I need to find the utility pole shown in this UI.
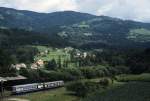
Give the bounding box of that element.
[0,80,4,99]
[0,78,6,100]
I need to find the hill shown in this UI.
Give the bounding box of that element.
[58,16,150,49]
[0,28,69,48]
[1,7,150,49]
[0,7,95,34]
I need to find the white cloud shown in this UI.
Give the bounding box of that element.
[95,0,150,22]
[0,0,77,12]
[76,0,150,22]
[1,0,150,22]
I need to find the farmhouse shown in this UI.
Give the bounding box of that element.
[11,63,27,70]
[64,47,74,53]
[31,59,44,69]
[31,63,38,69]
[83,52,88,58]
[36,59,44,67]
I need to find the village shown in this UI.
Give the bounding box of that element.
[10,46,96,70]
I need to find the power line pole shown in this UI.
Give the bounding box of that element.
[0,80,4,99]
[0,79,6,100]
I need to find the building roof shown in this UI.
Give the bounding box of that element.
[0,75,26,82]
[0,77,7,82]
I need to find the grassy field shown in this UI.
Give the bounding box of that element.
[4,74,150,101]
[116,73,150,82]
[4,78,109,101]
[84,82,150,101]
[83,73,150,101]
[33,46,70,63]
[127,28,150,42]
[10,87,79,101]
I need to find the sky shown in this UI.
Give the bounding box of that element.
[0,0,150,22]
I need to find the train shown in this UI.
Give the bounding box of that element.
[12,81,64,94]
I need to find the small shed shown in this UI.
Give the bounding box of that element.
[0,77,7,94]
[0,77,7,82]
[4,75,26,81]
[0,75,27,90]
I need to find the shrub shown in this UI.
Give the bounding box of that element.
[66,81,101,97]
[99,78,112,87]
[80,67,97,79]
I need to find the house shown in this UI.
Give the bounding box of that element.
[31,63,38,69]
[36,59,44,67]
[30,59,44,69]
[64,47,74,53]
[11,63,27,70]
[83,52,88,58]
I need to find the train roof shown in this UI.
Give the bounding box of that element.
[13,83,39,87]
[44,80,64,83]
[0,77,7,82]
[12,80,64,87]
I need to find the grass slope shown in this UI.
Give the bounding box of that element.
[116,73,150,82]
[33,46,70,62]
[84,82,150,101]
[14,87,79,101]
[127,28,150,42]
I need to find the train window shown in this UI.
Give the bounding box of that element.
[55,83,57,86]
[54,83,56,86]
[51,83,54,87]
[16,87,23,92]
[44,84,47,87]
[38,85,43,89]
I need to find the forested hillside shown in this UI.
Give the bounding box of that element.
[0,7,95,33]
[58,17,150,49]
[0,28,69,48]
[1,7,150,49]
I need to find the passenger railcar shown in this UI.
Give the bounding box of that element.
[44,81,64,89]
[12,83,39,94]
[12,81,64,94]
